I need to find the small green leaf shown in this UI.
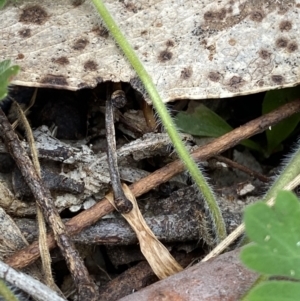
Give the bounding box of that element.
[241,190,300,279]
[262,86,300,156]
[0,60,20,101]
[244,281,300,301]
[175,104,232,137]
[175,104,263,153]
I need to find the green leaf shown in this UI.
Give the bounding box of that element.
[0,0,7,9]
[0,60,20,101]
[175,104,232,137]
[244,281,300,301]
[175,104,263,153]
[262,86,300,156]
[241,190,300,279]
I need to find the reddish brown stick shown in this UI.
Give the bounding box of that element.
[5,99,300,270]
[213,155,270,183]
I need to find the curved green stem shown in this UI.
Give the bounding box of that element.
[91,0,226,242]
[241,142,300,248]
[264,143,300,201]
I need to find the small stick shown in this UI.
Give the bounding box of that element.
[14,101,56,291]
[0,260,66,301]
[11,88,37,130]
[106,84,133,213]
[0,108,99,301]
[213,155,270,183]
[17,212,201,246]
[5,98,300,270]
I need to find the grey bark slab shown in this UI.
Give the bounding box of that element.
[1,0,299,102]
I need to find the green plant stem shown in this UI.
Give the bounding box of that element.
[241,143,300,247]
[242,141,300,248]
[264,143,300,201]
[91,0,226,242]
[0,280,18,301]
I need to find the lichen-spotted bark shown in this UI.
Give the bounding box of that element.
[1,0,299,102]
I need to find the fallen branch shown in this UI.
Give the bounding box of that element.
[16,185,245,245]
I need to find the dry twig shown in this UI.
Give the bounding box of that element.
[213,155,270,183]
[106,85,133,213]
[14,100,56,292]
[0,260,66,301]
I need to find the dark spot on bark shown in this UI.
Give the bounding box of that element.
[271,75,284,85]
[96,77,103,84]
[204,8,226,22]
[297,3,300,8]
[18,28,31,38]
[92,25,109,38]
[287,42,298,52]
[72,38,89,50]
[180,67,193,80]
[276,37,288,48]
[207,44,216,61]
[124,2,138,13]
[166,40,175,47]
[71,0,85,7]
[40,75,68,86]
[17,53,24,59]
[208,71,221,82]
[52,56,70,65]
[201,39,207,47]
[259,49,271,60]
[19,5,48,25]
[258,80,264,87]
[84,60,98,71]
[249,10,264,22]
[278,6,289,15]
[227,7,233,14]
[158,50,173,62]
[78,82,89,89]
[141,30,148,35]
[229,76,244,89]
[228,38,236,46]
[279,20,292,31]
